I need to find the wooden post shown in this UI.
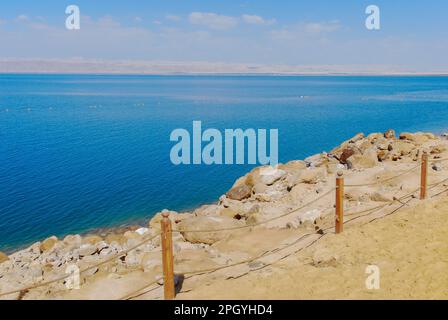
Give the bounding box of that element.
[420,151,428,200]
[335,171,344,234]
[160,212,175,300]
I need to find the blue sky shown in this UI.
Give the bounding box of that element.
[0,1,447,70]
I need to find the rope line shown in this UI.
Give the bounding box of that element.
[174,187,336,234]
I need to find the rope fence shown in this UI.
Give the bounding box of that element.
[2,152,448,300]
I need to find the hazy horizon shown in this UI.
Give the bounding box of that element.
[0,1,447,74]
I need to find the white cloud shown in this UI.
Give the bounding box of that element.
[16,14,29,22]
[303,21,340,34]
[189,12,238,30]
[242,14,276,26]
[166,14,181,22]
[134,17,143,23]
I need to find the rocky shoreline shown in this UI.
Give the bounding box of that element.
[1,129,448,300]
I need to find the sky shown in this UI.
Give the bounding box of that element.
[0,0,447,71]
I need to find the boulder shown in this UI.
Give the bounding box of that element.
[0,251,9,264]
[140,252,162,273]
[149,210,190,230]
[389,140,415,156]
[348,148,378,169]
[430,144,447,154]
[63,234,82,249]
[349,132,365,143]
[82,235,103,245]
[399,132,431,145]
[278,160,307,173]
[193,204,221,217]
[178,216,244,245]
[339,148,355,163]
[259,167,286,185]
[226,183,251,201]
[219,208,239,219]
[299,167,327,184]
[78,244,98,257]
[40,236,58,253]
[384,129,396,139]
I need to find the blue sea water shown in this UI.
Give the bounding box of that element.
[1,74,448,252]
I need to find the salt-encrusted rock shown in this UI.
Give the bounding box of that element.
[226,183,251,201]
[370,191,393,202]
[178,216,244,245]
[349,132,365,143]
[0,251,9,263]
[135,227,149,236]
[299,167,327,184]
[40,236,58,253]
[384,129,396,139]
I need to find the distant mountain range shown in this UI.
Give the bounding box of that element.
[1,59,447,75]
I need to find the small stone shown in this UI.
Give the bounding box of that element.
[432,163,442,171]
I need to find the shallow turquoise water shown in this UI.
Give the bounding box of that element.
[1,74,448,252]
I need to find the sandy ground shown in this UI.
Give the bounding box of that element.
[177,196,448,299]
